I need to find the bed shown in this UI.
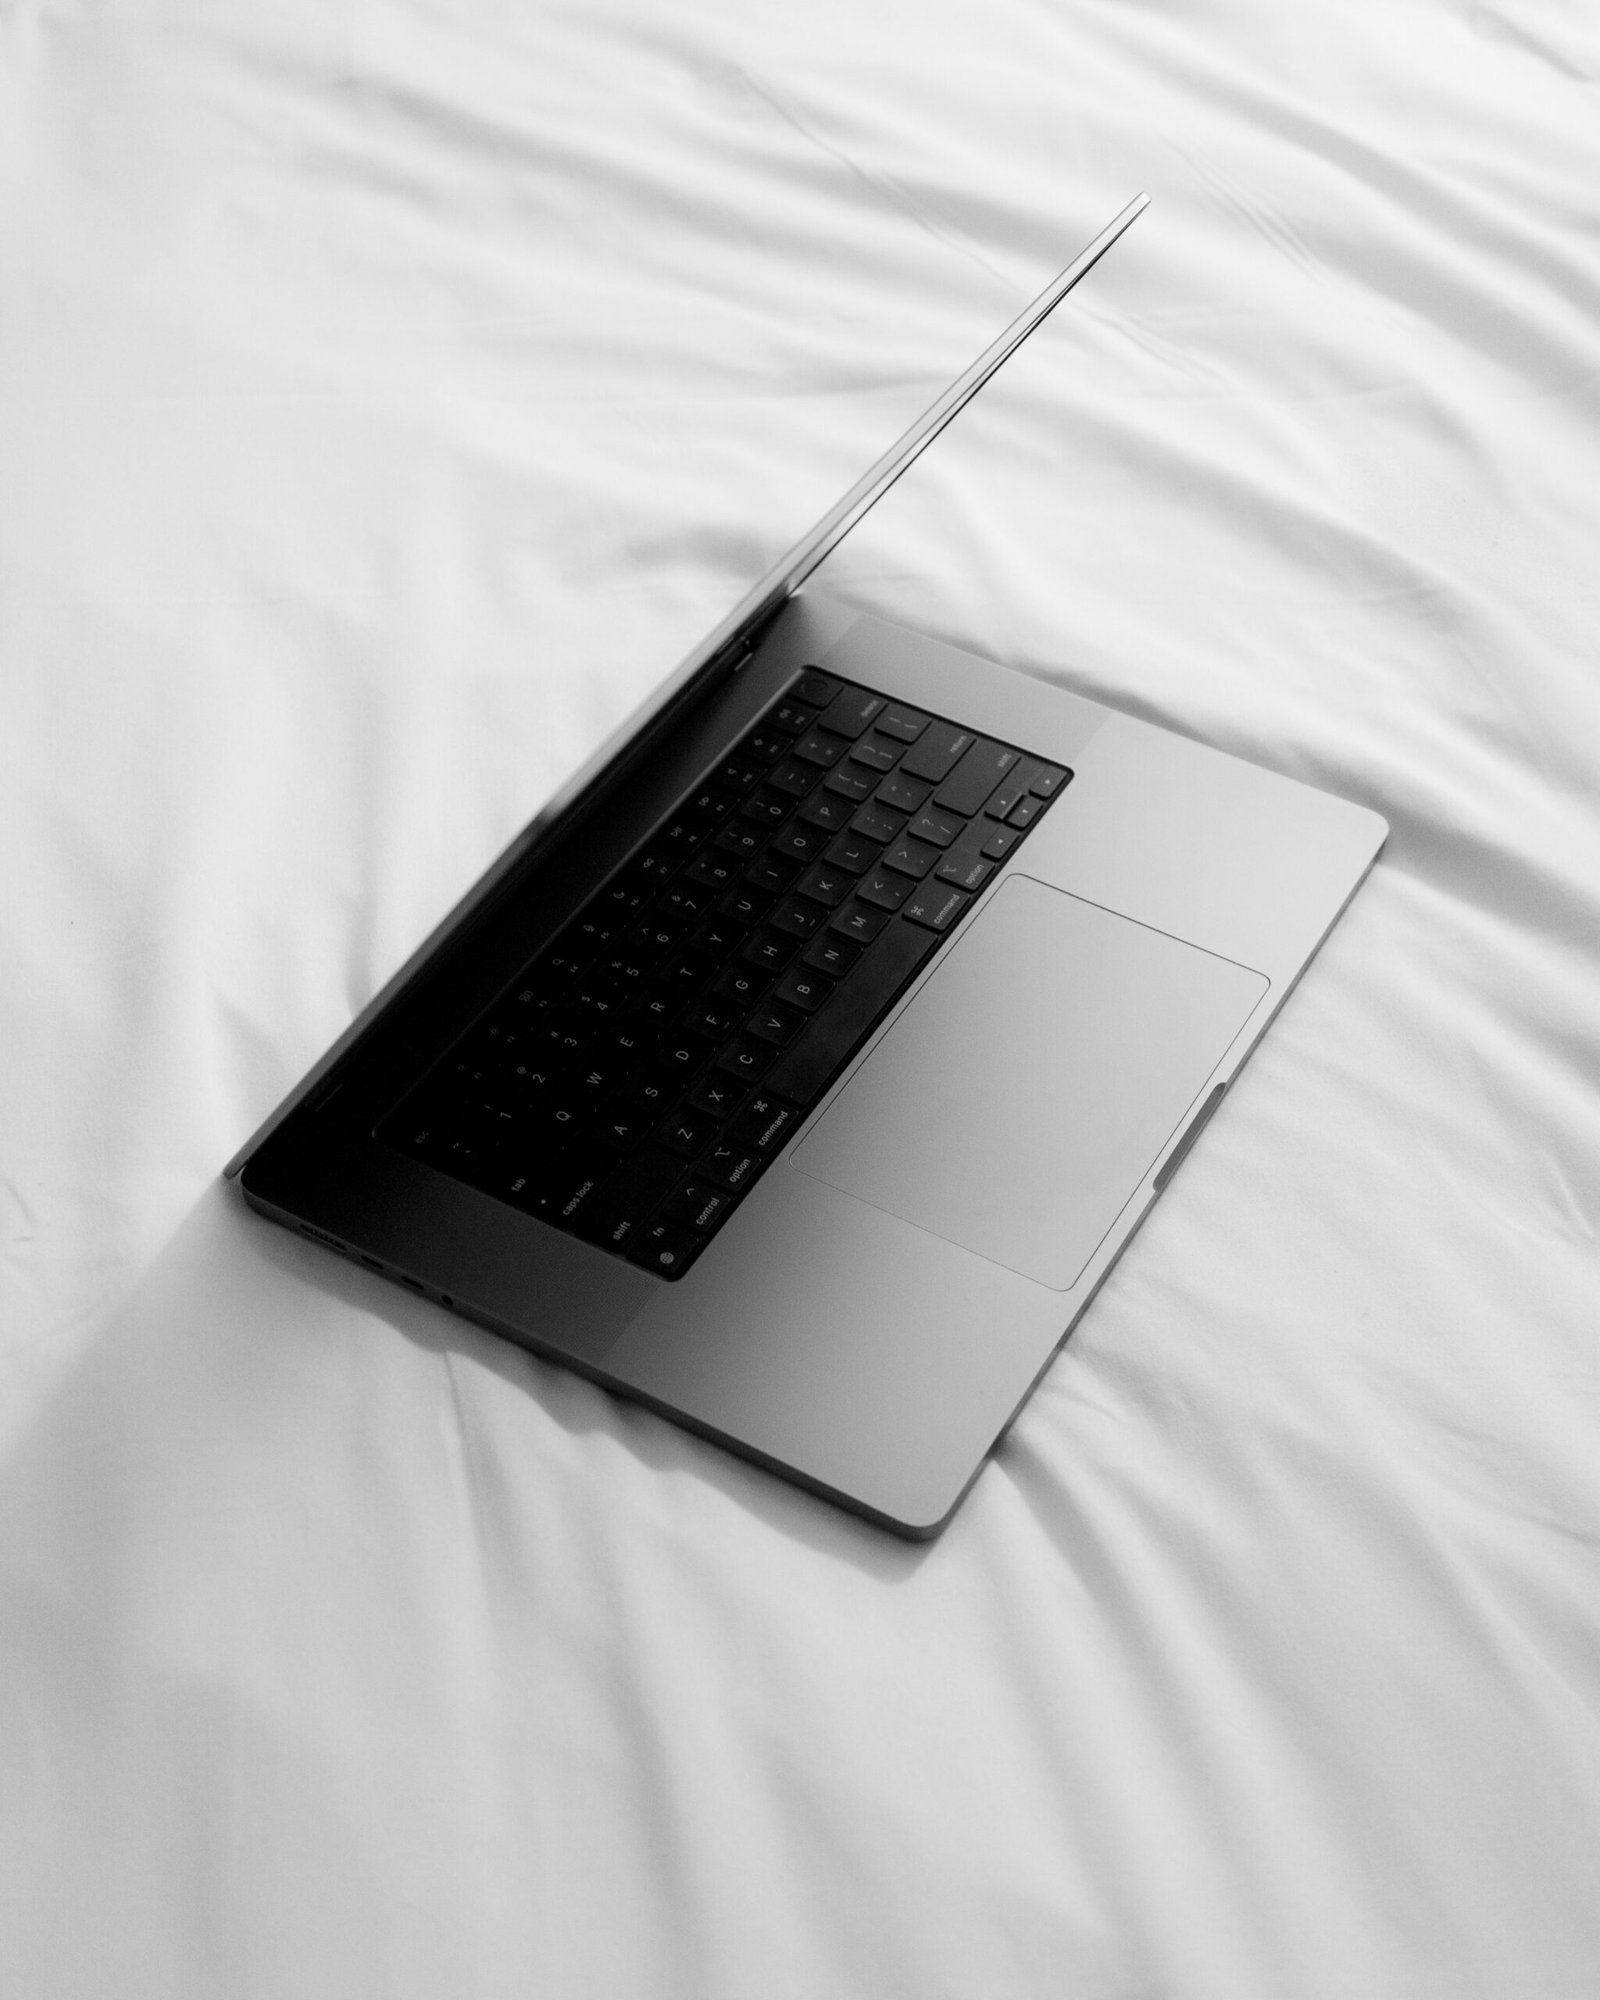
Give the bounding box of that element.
[6,1,1600,1992]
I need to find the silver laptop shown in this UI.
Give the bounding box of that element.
[227,196,1386,1536]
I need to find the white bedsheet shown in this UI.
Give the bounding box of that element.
[6,2,1600,1993]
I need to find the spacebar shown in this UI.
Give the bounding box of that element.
[764,920,939,1105]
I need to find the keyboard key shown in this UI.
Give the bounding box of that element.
[981,769,1032,820]
[935,851,993,892]
[1030,764,1071,798]
[720,883,773,926]
[729,1092,800,1153]
[690,912,747,955]
[847,737,897,774]
[554,914,618,958]
[771,823,828,865]
[743,854,798,896]
[746,1000,805,1046]
[823,831,880,876]
[570,1051,627,1102]
[714,821,765,860]
[767,699,817,735]
[875,770,930,813]
[685,851,739,892]
[876,704,928,744]
[763,920,939,1104]
[980,824,1022,861]
[627,1221,704,1277]
[818,687,885,739]
[767,755,823,799]
[934,740,1019,816]
[605,1021,654,1066]
[552,1153,616,1234]
[592,1102,652,1151]
[773,963,832,1010]
[658,948,717,995]
[662,1180,734,1233]
[829,902,888,945]
[900,722,974,784]
[572,1145,684,1251]
[740,789,789,828]
[715,1036,777,1084]
[657,816,707,856]
[793,728,847,768]
[802,934,860,977]
[700,1142,761,1193]
[850,802,905,844]
[768,895,823,940]
[902,881,971,932]
[740,726,789,763]
[712,755,764,793]
[798,790,854,833]
[1007,794,1045,830]
[654,883,711,923]
[796,861,852,908]
[883,837,939,880]
[657,1109,717,1158]
[634,845,680,886]
[902,807,961,849]
[857,867,912,912]
[612,979,664,1027]
[684,993,741,1041]
[599,1066,676,1119]
[795,670,840,706]
[684,784,739,823]
[823,763,877,803]
[568,976,626,1023]
[600,876,652,919]
[741,928,799,973]
[657,1030,717,1075]
[712,962,769,1007]
[686,1072,747,1120]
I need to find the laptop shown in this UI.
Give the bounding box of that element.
[227,195,1387,1537]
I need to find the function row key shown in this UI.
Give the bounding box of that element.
[767,698,819,735]
[816,687,885,740]
[794,670,841,708]
[741,726,790,764]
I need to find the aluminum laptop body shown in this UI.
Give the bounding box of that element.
[229,198,1387,1536]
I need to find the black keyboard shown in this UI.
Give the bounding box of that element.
[381,669,1072,1277]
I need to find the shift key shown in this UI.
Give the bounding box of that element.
[934,740,1018,816]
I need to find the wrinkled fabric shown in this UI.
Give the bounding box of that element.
[4,2,1600,1995]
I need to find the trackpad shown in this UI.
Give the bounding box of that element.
[791,875,1268,1291]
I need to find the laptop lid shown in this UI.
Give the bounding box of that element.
[225,193,1149,1178]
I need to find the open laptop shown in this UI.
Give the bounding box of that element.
[228,195,1387,1536]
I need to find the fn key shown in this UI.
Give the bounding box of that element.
[626,1221,704,1278]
